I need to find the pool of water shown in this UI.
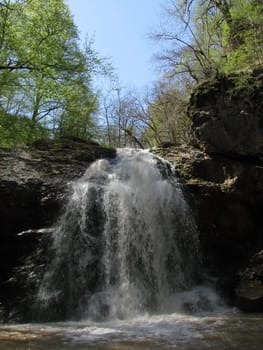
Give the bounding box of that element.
[1,310,263,350]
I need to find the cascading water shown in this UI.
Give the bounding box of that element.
[3,149,263,350]
[33,149,210,321]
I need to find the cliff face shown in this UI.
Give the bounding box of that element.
[155,145,263,303]
[156,68,263,310]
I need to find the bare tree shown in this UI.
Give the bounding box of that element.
[150,0,230,82]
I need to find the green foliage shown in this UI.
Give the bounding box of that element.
[148,0,263,146]
[0,109,48,147]
[219,0,263,72]
[56,87,98,139]
[0,0,107,147]
[153,0,263,82]
[142,82,191,147]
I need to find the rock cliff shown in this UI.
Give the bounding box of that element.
[154,144,263,307]
[188,68,263,157]
[155,68,263,310]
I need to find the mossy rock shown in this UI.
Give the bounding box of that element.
[188,68,263,157]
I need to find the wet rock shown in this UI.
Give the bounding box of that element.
[0,138,116,312]
[154,69,263,308]
[153,144,263,307]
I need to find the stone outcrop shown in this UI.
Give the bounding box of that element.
[188,68,263,157]
[154,68,263,310]
[0,138,116,316]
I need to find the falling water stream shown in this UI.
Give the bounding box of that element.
[1,149,263,349]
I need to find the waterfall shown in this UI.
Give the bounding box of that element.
[34,149,203,321]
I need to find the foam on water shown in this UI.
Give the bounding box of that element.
[0,307,243,350]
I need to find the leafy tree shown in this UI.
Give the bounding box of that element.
[151,0,220,82]
[152,0,263,82]
[0,108,48,147]
[0,0,105,146]
[219,0,263,71]
[147,0,263,149]
[55,79,98,139]
[144,80,191,146]
[99,82,191,149]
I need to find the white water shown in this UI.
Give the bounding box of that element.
[3,149,263,349]
[34,148,215,322]
[2,311,263,349]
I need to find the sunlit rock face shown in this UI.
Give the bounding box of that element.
[188,67,263,157]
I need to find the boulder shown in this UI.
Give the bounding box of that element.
[188,68,263,156]
[236,250,263,312]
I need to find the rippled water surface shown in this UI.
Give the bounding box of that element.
[1,311,263,350]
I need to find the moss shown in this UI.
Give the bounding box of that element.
[175,162,191,179]
[188,67,263,122]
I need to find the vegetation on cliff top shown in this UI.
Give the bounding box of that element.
[0,0,262,148]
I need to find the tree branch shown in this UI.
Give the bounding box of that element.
[122,127,144,149]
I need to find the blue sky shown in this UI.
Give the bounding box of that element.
[65,0,164,89]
